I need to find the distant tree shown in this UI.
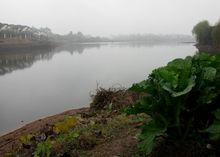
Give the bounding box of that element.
[76,32,84,38]
[211,21,220,46]
[68,31,73,36]
[76,32,85,41]
[39,27,52,35]
[192,20,212,45]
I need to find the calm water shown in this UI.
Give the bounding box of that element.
[0,42,196,135]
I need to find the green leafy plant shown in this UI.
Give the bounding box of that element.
[57,131,79,144]
[127,53,220,155]
[53,116,79,134]
[205,109,220,140]
[19,134,34,145]
[34,140,52,157]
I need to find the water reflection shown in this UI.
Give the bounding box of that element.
[54,43,101,54]
[0,43,103,75]
[0,51,53,75]
[0,42,196,76]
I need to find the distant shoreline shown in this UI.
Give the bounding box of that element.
[0,40,59,54]
[0,40,196,55]
[196,44,220,54]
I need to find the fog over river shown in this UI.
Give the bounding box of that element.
[0,42,196,135]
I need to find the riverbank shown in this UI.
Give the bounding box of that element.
[1,87,213,157]
[196,44,220,54]
[0,88,142,157]
[0,108,89,155]
[0,39,60,53]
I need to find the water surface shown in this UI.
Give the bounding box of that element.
[0,42,196,135]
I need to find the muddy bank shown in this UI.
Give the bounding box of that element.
[0,88,139,156]
[196,44,220,54]
[0,108,89,155]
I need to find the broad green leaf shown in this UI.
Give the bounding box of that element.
[205,120,220,141]
[198,88,217,104]
[139,133,155,155]
[172,77,195,97]
[209,133,220,140]
[158,69,178,89]
[203,67,216,81]
[139,121,166,155]
[214,109,220,120]
[205,120,220,134]
[162,76,195,97]
[126,96,153,115]
[204,110,220,141]
[130,80,148,92]
[167,57,192,71]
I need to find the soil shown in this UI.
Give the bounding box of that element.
[88,128,138,157]
[0,108,89,156]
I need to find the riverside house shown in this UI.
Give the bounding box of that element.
[0,23,49,42]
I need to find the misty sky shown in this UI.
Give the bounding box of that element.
[0,0,219,36]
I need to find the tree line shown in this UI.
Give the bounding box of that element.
[192,20,220,46]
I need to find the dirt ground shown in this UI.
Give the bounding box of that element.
[88,128,138,157]
[0,108,89,156]
[0,88,139,157]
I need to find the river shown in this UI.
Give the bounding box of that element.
[0,42,196,135]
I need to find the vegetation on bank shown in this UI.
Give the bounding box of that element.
[127,53,220,156]
[193,20,220,46]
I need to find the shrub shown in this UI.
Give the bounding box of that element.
[192,20,212,45]
[34,139,52,157]
[53,116,78,134]
[127,53,220,155]
[212,22,220,46]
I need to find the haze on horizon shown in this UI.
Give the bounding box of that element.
[0,0,219,36]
